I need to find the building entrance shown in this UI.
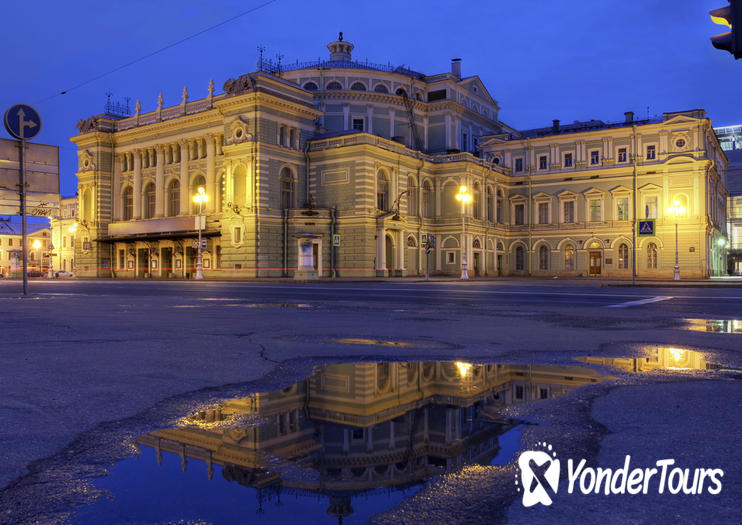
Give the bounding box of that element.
[589,251,602,276]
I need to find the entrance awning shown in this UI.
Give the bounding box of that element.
[95,229,221,243]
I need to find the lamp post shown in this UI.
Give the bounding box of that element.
[46,216,54,279]
[667,199,686,281]
[68,222,78,275]
[455,185,472,280]
[193,187,209,280]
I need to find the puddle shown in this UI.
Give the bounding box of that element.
[54,350,724,524]
[333,338,412,347]
[683,318,742,334]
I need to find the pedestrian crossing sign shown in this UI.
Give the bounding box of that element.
[638,220,655,236]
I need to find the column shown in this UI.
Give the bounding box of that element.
[179,140,190,215]
[389,109,395,138]
[133,150,142,219]
[395,230,403,270]
[445,113,451,149]
[155,145,165,217]
[366,106,374,134]
[376,227,385,271]
[455,120,462,150]
[423,115,429,151]
[112,154,121,221]
[206,135,216,213]
[435,179,441,217]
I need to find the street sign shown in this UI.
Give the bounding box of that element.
[4,104,41,140]
[332,234,341,247]
[638,220,655,236]
[421,234,428,245]
[192,239,207,249]
[0,139,60,216]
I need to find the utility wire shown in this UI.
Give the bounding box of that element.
[40,0,278,102]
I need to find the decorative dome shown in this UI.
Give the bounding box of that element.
[327,32,354,61]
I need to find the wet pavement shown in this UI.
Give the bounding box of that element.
[1,280,741,524]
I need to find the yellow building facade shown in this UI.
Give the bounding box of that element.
[70,36,728,279]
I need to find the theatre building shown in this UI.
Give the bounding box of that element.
[69,35,727,279]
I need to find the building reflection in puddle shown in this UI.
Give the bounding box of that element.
[683,318,742,334]
[79,351,714,523]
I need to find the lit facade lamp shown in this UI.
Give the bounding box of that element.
[667,200,686,280]
[68,222,78,274]
[455,185,472,280]
[193,187,209,280]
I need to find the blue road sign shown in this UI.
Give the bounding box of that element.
[4,104,41,140]
[332,234,341,247]
[638,220,655,236]
[202,238,207,249]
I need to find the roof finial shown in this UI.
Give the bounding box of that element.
[338,31,343,42]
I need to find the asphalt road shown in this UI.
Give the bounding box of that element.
[0,278,741,524]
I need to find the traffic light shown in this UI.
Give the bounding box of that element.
[710,1,742,59]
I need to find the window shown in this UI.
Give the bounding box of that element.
[616,197,629,221]
[540,388,548,399]
[63,236,66,248]
[118,249,125,269]
[514,158,524,173]
[563,200,575,223]
[122,186,133,220]
[407,177,417,216]
[645,196,657,219]
[8,238,12,247]
[515,245,525,270]
[374,84,389,93]
[646,145,656,160]
[539,245,549,270]
[352,118,364,132]
[486,187,494,222]
[280,168,295,210]
[538,202,549,224]
[377,171,389,210]
[675,138,686,148]
[618,147,627,163]
[278,126,286,146]
[538,155,547,170]
[473,185,481,219]
[564,244,575,271]
[618,243,629,269]
[514,203,525,225]
[427,89,446,102]
[167,180,180,217]
[326,81,342,90]
[590,150,600,165]
[289,128,296,148]
[496,190,503,223]
[447,251,455,264]
[143,183,156,219]
[395,88,408,97]
[589,199,601,222]
[515,385,524,399]
[233,226,242,243]
[350,82,366,91]
[422,181,433,218]
[462,133,468,151]
[303,81,318,91]
[564,152,573,167]
[647,242,658,269]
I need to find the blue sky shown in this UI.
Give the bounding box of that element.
[1,0,740,198]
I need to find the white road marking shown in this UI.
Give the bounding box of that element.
[605,296,674,308]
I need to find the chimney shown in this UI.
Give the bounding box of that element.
[552,119,560,132]
[451,58,462,78]
[624,111,634,123]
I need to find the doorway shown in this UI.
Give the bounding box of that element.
[137,248,149,278]
[161,247,173,277]
[497,254,503,276]
[473,252,481,276]
[385,235,394,276]
[589,251,602,276]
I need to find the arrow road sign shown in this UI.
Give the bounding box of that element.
[4,104,41,140]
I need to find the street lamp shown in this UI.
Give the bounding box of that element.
[192,187,209,280]
[667,199,686,280]
[68,222,78,274]
[32,239,41,272]
[455,185,472,280]
[46,216,54,279]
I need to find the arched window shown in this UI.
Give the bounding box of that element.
[422,180,433,218]
[407,235,416,247]
[487,187,494,222]
[496,189,503,223]
[539,245,550,270]
[374,84,389,93]
[395,88,408,97]
[618,243,629,269]
[231,167,246,209]
[191,175,206,214]
[473,238,481,249]
[473,184,481,219]
[122,186,133,221]
[564,244,575,271]
[350,82,366,91]
[143,182,156,219]
[377,171,389,211]
[407,176,417,216]
[326,81,342,90]
[647,242,658,269]
[303,81,318,91]
[515,245,525,270]
[167,179,180,217]
[280,167,295,210]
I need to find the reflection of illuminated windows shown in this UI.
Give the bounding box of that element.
[515,385,524,399]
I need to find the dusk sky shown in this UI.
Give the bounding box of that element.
[2,0,741,198]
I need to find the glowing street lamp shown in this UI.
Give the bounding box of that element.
[667,199,686,280]
[455,185,472,280]
[32,239,41,272]
[192,187,209,280]
[68,222,78,274]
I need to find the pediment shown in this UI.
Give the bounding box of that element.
[609,185,632,194]
[638,182,662,191]
[582,186,604,196]
[532,192,552,200]
[556,189,578,199]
